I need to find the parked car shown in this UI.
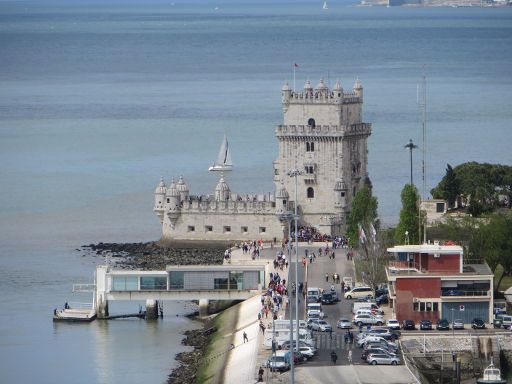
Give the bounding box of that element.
[386,319,401,330]
[358,335,398,348]
[364,341,399,353]
[296,345,317,359]
[452,319,465,330]
[307,318,320,329]
[329,289,339,302]
[345,286,373,300]
[354,296,373,303]
[402,320,416,330]
[471,318,486,329]
[376,294,389,305]
[321,292,335,305]
[367,353,400,365]
[420,319,432,330]
[311,320,332,332]
[280,340,316,351]
[353,314,384,326]
[265,355,290,372]
[337,318,353,329]
[361,348,397,361]
[278,350,305,364]
[437,318,450,330]
[375,287,389,297]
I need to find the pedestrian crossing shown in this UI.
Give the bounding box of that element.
[313,332,356,350]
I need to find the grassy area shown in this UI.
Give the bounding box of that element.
[197,302,240,384]
[494,264,512,292]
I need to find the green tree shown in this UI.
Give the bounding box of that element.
[394,184,420,245]
[431,164,460,208]
[483,214,512,292]
[346,185,378,248]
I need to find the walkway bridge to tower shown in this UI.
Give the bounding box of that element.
[93,264,266,318]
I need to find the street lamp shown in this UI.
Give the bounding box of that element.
[404,139,417,185]
[287,168,302,384]
[278,211,294,379]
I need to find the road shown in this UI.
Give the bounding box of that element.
[286,244,362,365]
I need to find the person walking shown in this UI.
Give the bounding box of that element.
[325,273,329,282]
[243,331,248,343]
[348,349,353,364]
[259,321,266,334]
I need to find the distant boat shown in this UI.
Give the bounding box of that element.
[209,134,233,172]
[323,1,328,10]
[476,361,507,384]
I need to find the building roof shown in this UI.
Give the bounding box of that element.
[387,244,463,254]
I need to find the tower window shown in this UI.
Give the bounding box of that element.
[306,142,315,152]
[241,226,248,233]
[167,198,170,203]
[205,225,213,232]
[308,118,316,128]
[307,187,315,198]
[188,225,195,232]
[310,142,314,151]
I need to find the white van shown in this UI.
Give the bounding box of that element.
[344,286,373,300]
[496,314,512,329]
[352,302,384,315]
[307,287,321,303]
[355,309,383,318]
[263,328,314,349]
[307,302,325,319]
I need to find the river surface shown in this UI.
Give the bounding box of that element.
[0,1,511,383]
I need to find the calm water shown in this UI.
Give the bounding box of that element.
[0,1,511,383]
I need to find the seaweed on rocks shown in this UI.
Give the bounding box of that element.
[82,241,226,270]
[167,318,213,384]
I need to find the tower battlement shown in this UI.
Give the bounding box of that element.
[275,123,371,138]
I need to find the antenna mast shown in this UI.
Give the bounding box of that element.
[418,70,427,244]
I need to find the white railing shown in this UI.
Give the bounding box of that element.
[67,302,94,309]
[73,284,96,293]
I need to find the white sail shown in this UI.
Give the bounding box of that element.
[209,134,233,172]
[323,1,328,9]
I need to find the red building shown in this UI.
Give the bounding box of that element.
[386,244,494,324]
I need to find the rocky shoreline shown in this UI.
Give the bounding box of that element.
[82,240,226,270]
[81,241,226,384]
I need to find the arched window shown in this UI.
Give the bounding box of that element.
[307,187,315,198]
[306,142,310,152]
[310,142,315,152]
[308,118,316,127]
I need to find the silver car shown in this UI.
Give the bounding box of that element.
[265,355,291,371]
[452,319,465,330]
[337,318,353,329]
[367,353,401,365]
[311,320,332,332]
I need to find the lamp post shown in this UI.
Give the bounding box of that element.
[404,139,417,185]
[287,168,302,384]
[279,211,294,380]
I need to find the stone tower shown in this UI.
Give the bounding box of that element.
[273,78,372,236]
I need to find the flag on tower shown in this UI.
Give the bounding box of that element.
[294,63,299,68]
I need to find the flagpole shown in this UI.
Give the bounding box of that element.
[293,64,296,92]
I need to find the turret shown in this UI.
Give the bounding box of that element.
[353,78,363,99]
[215,174,230,201]
[176,175,189,202]
[153,176,167,223]
[282,81,291,103]
[333,79,343,102]
[304,79,313,93]
[334,178,348,209]
[165,177,180,228]
[315,78,328,97]
[275,181,289,214]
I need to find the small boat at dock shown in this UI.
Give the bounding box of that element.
[476,361,507,384]
[53,305,96,322]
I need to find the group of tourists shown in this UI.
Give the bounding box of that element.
[273,251,288,270]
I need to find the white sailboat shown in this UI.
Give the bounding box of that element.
[322,1,328,10]
[209,134,233,172]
